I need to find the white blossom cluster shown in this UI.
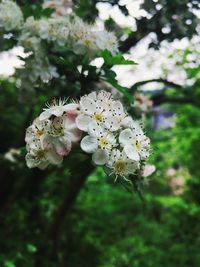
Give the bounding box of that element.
[0,0,118,55]
[20,15,118,55]
[25,90,151,181]
[0,0,23,31]
[25,99,81,169]
[0,0,119,90]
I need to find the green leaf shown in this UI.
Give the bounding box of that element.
[101,50,137,67]
[27,244,37,253]
[21,4,54,19]
[4,261,15,267]
[101,69,134,103]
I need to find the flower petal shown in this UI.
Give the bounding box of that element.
[63,103,79,112]
[88,92,97,100]
[92,149,108,165]
[80,135,98,153]
[140,149,150,160]
[88,121,102,137]
[47,149,63,165]
[65,127,82,143]
[119,129,134,146]
[80,97,96,115]
[75,114,91,131]
[39,110,51,120]
[51,107,64,117]
[53,137,72,156]
[124,145,140,161]
[112,100,124,116]
[104,116,120,131]
[121,116,134,128]
[25,153,39,168]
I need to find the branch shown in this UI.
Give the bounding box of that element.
[131,79,182,91]
[152,94,197,106]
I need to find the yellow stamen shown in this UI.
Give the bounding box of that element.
[114,160,125,174]
[36,129,44,138]
[99,137,108,149]
[93,113,103,123]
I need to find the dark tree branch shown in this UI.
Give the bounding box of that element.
[129,78,198,106]
[131,79,182,91]
[152,94,197,106]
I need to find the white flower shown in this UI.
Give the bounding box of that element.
[81,122,116,165]
[70,17,89,42]
[19,34,41,52]
[119,128,150,161]
[104,100,129,131]
[4,148,21,163]
[107,149,139,179]
[39,99,79,120]
[76,90,128,132]
[37,17,70,45]
[22,16,40,36]
[0,0,23,31]
[26,138,63,169]
[48,113,81,156]
[73,32,97,55]
[87,90,113,106]
[96,31,118,55]
[25,118,51,144]
[75,93,110,131]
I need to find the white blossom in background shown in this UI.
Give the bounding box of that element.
[19,12,118,55]
[25,90,151,183]
[0,0,23,31]
[96,31,118,55]
[4,148,21,163]
[113,35,200,89]
[43,0,73,16]
[0,1,119,91]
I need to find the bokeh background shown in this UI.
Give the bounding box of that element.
[0,0,200,266]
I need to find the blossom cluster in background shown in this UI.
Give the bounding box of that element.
[0,0,23,31]
[43,0,73,16]
[0,0,118,90]
[25,90,151,181]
